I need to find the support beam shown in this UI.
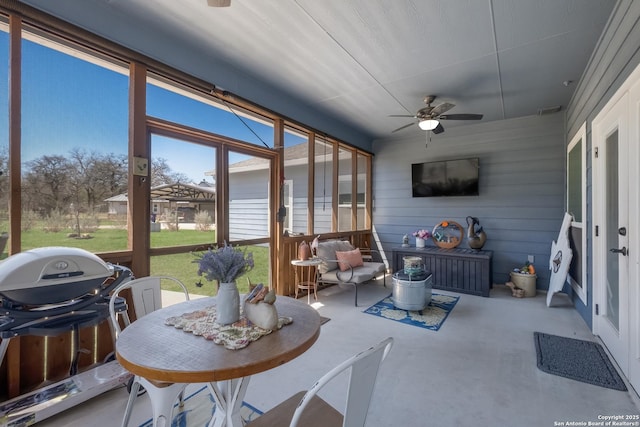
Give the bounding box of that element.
[128,63,150,276]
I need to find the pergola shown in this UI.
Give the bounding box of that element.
[149,182,216,201]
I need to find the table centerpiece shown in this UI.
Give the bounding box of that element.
[195,242,254,325]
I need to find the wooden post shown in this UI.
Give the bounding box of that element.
[6,14,22,398]
[273,119,285,294]
[8,14,21,256]
[128,62,150,276]
[307,133,315,234]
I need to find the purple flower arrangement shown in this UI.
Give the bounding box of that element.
[195,242,255,284]
[412,229,431,239]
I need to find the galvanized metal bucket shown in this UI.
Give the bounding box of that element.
[392,270,432,311]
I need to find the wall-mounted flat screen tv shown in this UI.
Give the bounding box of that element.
[411,157,479,197]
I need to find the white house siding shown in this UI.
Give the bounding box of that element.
[229,171,269,240]
[229,149,361,237]
[229,162,336,237]
[313,158,333,234]
[284,166,309,235]
[313,201,332,234]
[372,113,565,289]
[566,0,640,327]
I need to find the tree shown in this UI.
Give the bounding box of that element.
[20,150,184,218]
[151,157,190,187]
[68,148,127,212]
[23,155,73,214]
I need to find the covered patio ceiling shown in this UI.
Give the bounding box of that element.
[19,0,616,142]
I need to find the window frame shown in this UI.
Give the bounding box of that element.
[566,122,587,304]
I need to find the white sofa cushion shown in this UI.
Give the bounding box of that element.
[320,262,386,284]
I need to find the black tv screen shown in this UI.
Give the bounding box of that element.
[411,158,479,197]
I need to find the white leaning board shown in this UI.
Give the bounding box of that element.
[0,360,131,427]
[547,212,574,307]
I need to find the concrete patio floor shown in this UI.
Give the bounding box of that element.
[37,280,639,427]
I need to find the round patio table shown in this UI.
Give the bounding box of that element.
[116,295,321,427]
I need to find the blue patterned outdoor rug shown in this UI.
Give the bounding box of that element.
[363,293,459,331]
[139,386,262,426]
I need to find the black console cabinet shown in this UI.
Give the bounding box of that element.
[392,246,492,297]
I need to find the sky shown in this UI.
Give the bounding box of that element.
[0,30,305,183]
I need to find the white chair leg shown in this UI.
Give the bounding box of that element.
[121,378,141,427]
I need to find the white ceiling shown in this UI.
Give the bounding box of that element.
[20,0,615,142]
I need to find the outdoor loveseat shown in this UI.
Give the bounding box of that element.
[315,240,387,306]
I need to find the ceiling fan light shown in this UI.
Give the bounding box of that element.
[419,119,440,131]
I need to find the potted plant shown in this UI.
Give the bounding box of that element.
[194,242,254,325]
[412,229,431,248]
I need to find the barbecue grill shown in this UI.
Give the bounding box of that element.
[0,246,132,373]
[0,247,134,426]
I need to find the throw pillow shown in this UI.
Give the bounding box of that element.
[316,240,355,273]
[335,248,364,272]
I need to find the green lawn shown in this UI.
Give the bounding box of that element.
[151,246,270,296]
[18,227,269,296]
[21,228,216,252]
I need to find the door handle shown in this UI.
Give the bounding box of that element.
[610,247,628,256]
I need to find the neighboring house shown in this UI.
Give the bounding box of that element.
[104,193,129,217]
[226,143,366,239]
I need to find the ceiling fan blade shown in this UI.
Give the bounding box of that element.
[430,102,455,117]
[388,114,416,118]
[391,122,416,133]
[432,123,445,134]
[207,0,231,6]
[439,113,483,120]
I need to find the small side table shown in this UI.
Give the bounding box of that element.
[291,258,323,304]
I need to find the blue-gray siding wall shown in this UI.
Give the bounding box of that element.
[372,113,565,290]
[566,0,640,328]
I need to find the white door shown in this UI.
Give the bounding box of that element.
[593,86,640,393]
[629,77,640,393]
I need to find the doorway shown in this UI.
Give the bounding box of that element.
[592,73,640,394]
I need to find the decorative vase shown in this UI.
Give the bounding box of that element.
[216,282,240,325]
[298,240,311,260]
[466,216,487,251]
[416,237,425,248]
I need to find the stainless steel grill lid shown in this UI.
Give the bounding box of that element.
[0,247,114,305]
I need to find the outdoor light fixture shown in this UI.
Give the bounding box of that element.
[419,119,440,131]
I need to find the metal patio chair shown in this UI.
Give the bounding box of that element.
[109,276,191,427]
[247,337,394,427]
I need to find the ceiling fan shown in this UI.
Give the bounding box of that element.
[207,0,231,7]
[390,95,483,134]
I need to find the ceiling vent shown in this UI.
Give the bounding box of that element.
[537,106,562,116]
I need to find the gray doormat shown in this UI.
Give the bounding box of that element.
[534,332,627,391]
